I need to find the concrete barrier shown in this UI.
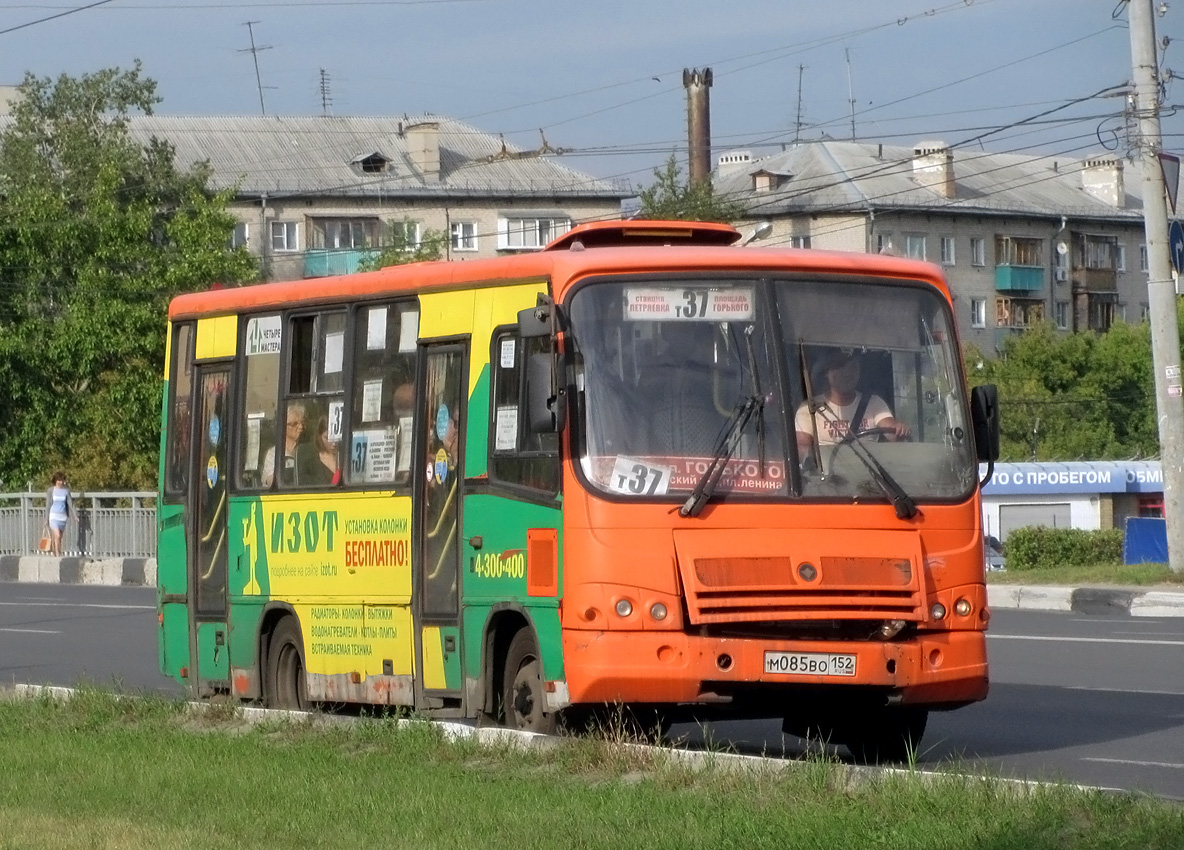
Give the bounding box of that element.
[0,555,155,587]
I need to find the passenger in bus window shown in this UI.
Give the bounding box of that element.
[263,402,307,487]
[307,415,340,485]
[794,349,909,462]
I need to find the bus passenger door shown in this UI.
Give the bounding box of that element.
[190,365,232,695]
[412,343,466,709]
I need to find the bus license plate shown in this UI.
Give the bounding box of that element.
[764,651,856,677]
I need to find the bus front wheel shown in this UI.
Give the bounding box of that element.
[843,707,927,764]
[502,629,557,734]
[266,618,308,711]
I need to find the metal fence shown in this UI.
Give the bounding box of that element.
[0,491,156,558]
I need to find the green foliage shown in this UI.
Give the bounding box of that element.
[357,218,446,270]
[0,64,256,491]
[1004,526,1124,571]
[636,155,745,223]
[965,316,1160,462]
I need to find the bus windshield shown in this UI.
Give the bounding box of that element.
[568,276,977,504]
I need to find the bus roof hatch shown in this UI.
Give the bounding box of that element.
[543,219,742,251]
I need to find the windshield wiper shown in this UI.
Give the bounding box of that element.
[680,325,766,518]
[679,393,763,518]
[809,403,919,520]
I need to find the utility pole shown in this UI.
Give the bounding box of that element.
[794,64,805,144]
[1128,0,1184,572]
[241,21,272,116]
[318,68,333,116]
[845,48,856,141]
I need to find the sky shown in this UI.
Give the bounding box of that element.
[1,0,1182,191]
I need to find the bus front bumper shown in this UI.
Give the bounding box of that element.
[560,628,988,710]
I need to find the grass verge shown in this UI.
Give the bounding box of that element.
[986,561,1184,586]
[0,688,1182,849]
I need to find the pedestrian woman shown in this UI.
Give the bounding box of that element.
[44,471,74,557]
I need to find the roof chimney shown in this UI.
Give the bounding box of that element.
[1081,156,1124,207]
[683,67,713,186]
[406,121,440,183]
[912,140,955,199]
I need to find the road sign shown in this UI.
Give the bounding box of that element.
[1171,220,1184,273]
[1161,152,1181,213]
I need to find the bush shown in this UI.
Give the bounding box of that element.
[1005,526,1123,571]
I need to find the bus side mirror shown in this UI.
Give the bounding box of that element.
[526,352,566,433]
[970,384,1000,462]
[517,294,565,339]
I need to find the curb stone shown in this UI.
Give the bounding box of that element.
[987,584,1184,617]
[0,556,156,587]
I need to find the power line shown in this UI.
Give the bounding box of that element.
[0,0,114,36]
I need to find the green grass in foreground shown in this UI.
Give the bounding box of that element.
[986,561,1184,586]
[0,689,1182,850]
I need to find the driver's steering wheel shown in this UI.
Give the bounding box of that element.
[827,425,902,469]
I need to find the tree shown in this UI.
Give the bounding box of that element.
[636,155,745,223]
[358,218,447,271]
[0,64,256,491]
[965,318,1158,462]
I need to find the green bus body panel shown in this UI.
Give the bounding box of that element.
[465,364,491,480]
[461,494,563,682]
[196,621,229,680]
[159,603,189,682]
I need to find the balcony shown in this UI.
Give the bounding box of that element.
[303,249,375,278]
[994,265,1044,292]
[1072,266,1117,292]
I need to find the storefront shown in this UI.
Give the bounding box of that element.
[980,461,1164,541]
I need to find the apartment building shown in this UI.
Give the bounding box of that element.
[714,141,1153,352]
[128,115,630,281]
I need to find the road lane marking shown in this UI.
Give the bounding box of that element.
[0,627,61,634]
[988,634,1184,647]
[0,602,153,611]
[1083,757,1184,770]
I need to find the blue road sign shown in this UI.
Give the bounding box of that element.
[1171,220,1184,273]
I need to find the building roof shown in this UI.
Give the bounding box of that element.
[122,114,629,201]
[714,141,1145,223]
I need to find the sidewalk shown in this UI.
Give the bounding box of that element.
[3,555,1183,617]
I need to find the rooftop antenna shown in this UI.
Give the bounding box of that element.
[794,64,805,143]
[318,68,333,116]
[845,47,856,141]
[240,21,272,116]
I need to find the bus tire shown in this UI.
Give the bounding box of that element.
[266,617,308,712]
[502,629,556,735]
[844,707,927,765]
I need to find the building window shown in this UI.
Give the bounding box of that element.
[940,236,955,266]
[1141,303,1151,322]
[1054,301,1070,329]
[1140,243,1149,272]
[1076,233,1117,270]
[970,298,986,328]
[1116,244,1127,272]
[996,296,1044,328]
[311,218,380,250]
[450,221,478,252]
[876,232,893,254]
[271,221,299,252]
[498,216,571,250]
[386,219,421,251]
[1088,295,1116,332]
[904,234,927,260]
[995,236,1042,266]
[229,222,249,250]
[971,237,986,267]
[790,235,811,249]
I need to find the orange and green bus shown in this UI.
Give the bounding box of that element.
[158,219,999,761]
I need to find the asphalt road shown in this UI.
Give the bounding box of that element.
[3,584,1184,797]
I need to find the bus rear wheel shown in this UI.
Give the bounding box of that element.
[266,618,308,711]
[843,707,927,764]
[502,629,557,735]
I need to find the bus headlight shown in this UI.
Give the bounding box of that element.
[929,602,947,621]
[954,597,972,617]
[615,599,633,618]
[649,602,668,621]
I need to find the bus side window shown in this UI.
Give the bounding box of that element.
[347,302,418,489]
[489,329,559,496]
[282,310,347,489]
[237,314,282,490]
[165,322,195,498]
